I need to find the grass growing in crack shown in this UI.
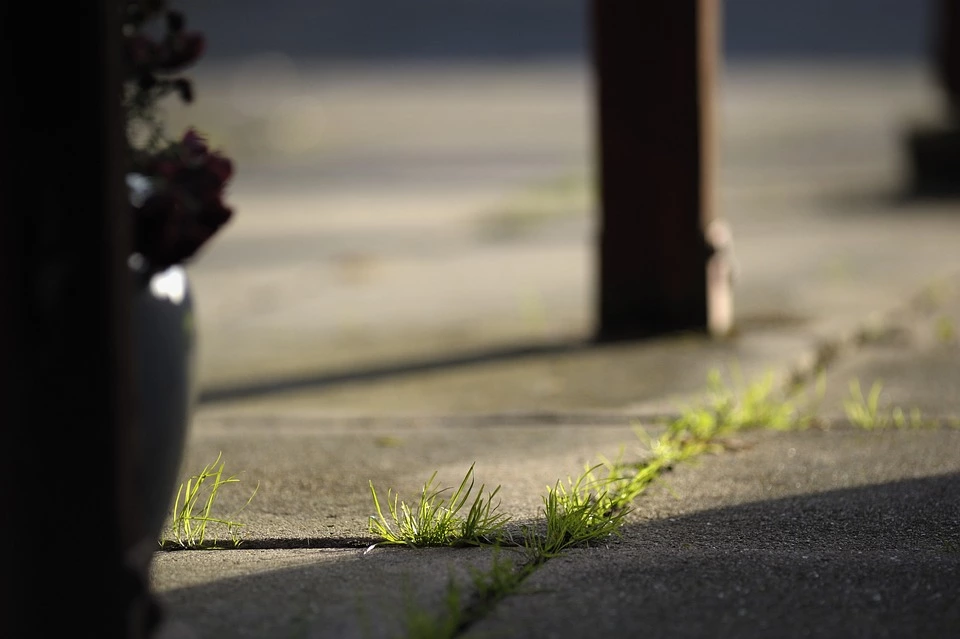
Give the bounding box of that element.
[379,366,960,638]
[400,573,463,639]
[400,550,534,639]
[934,315,957,344]
[844,378,886,429]
[626,369,814,475]
[599,443,673,513]
[367,462,510,551]
[525,465,630,560]
[702,367,821,432]
[381,367,830,637]
[467,549,532,604]
[631,368,820,472]
[589,367,823,533]
[844,378,940,429]
[164,452,260,549]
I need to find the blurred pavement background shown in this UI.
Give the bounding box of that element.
[163,1,959,412]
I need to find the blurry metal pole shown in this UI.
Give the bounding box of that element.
[907,0,960,195]
[591,0,729,340]
[0,0,153,637]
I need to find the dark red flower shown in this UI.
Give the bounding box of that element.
[124,34,160,70]
[134,192,185,268]
[134,188,231,269]
[181,128,208,155]
[207,155,233,184]
[198,201,234,228]
[143,156,179,180]
[124,1,236,269]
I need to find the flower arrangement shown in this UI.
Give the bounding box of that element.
[122,0,235,271]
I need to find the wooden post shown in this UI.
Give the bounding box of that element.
[591,0,728,340]
[0,1,155,636]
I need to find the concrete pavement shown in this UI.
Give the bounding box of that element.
[148,59,960,638]
[150,284,960,638]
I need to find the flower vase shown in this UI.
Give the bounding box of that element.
[130,260,197,542]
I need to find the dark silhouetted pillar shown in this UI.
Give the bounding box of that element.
[907,0,960,196]
[591,0,729,340]
[0,0,154,636]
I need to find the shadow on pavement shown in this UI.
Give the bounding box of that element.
[197,337,597,404]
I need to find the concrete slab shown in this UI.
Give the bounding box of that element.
[151,268,960,637]
[151,423,960,639]
[464,428,960,639]
[152,546,515,639]
[811,279,960,421]
[166,419,643,542]
[153,279,960,637]
[147,59,960,639]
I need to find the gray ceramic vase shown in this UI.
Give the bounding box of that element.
[131,261,197,541]
[127,174,198,542]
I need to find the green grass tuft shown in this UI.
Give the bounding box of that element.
[164,452,259,549]
[367,463,510,551]
[844,378,940,430]
[374,365,959,636]
[524,465,629,560]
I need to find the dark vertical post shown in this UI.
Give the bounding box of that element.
[0,1,153,636]
[591,0,727,340]
[906,0,960,195]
